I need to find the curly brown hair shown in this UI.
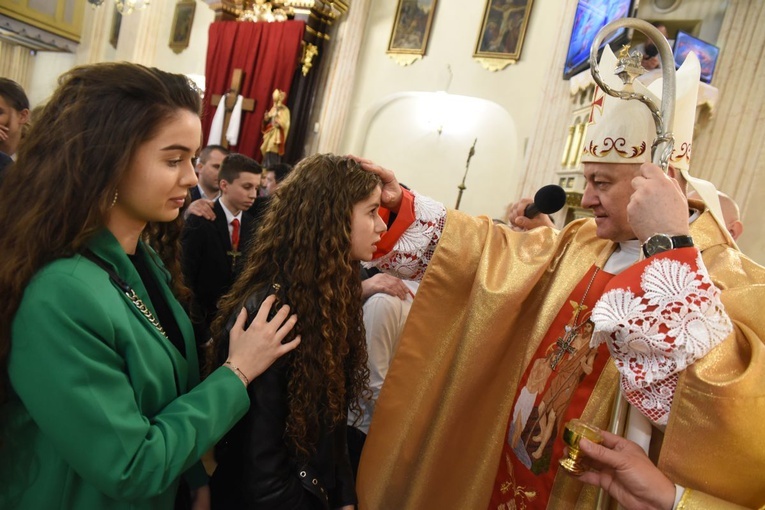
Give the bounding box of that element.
[210,154,380,459]
[0,62,201,408]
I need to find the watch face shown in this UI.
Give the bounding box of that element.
[645,234,673,256]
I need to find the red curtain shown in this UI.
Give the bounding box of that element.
[202,20,305,160]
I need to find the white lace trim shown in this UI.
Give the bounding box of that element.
[590,252,732,425]
[368,191,446,281]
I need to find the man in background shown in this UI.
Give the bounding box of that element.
[186,144,229,219]
[260,162,292,197]
[689,189,743,241]
[0,78,30,159]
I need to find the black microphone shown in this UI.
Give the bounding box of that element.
[524,184,567,218]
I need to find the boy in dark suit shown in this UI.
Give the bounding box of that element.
[182,153,262,347]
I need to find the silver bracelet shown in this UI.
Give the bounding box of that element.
[223,360,250,386]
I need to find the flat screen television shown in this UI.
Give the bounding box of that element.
[673,31,719,84]
[563,0,634,79]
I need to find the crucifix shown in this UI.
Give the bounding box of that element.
[211,69,256,148]
[227,249,242,272]
[549,329,579,370]
[549,301,589,370]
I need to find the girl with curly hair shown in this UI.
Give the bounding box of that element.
[209,154,386,510]
[0,62,299,510]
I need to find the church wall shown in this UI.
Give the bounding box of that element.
[150,2,214,80]
[23,2,213,108]
[338,0,576,219]
[26,52,76,107]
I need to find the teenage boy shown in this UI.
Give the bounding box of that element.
[182,153,262,346]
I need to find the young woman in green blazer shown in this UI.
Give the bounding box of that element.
[0,63,300,509]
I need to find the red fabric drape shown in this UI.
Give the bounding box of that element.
[202,20,305,160]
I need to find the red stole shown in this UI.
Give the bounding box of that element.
[489,266,613,509]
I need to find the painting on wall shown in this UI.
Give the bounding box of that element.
[473,0,535,70]
[169,0,196,54]
[387,0,439,66]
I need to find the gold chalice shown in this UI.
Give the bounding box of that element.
[559,419,603,475]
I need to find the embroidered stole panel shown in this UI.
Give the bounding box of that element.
[489,266,614,509]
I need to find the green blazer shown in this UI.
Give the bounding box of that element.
[1,229,249,509]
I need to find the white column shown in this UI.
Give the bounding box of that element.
[75,3,112,65]
[310,0,373,154]
[690,0,765,264]
[517,0,578,199]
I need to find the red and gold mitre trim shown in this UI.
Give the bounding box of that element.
[670,142,692,166]
[583,138,647,159]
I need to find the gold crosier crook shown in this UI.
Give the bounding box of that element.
[589,18,677,510]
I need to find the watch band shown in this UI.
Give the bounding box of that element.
[670,235,694,249]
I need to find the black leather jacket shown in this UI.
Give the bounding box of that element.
[210,287,356,510]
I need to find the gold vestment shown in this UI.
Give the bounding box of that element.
[357,206,765,509]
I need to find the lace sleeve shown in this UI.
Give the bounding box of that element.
[367,192,446,281]
[590,250,732,426]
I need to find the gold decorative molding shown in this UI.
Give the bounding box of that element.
[388,53,422,67]
[0,0,85,43]
[210,0,346,21]
[305,24,329,40]
[473,57,516,72]
[301,42,318,75]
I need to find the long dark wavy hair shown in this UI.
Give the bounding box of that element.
[210,154,379,459]
[0,62,202,409]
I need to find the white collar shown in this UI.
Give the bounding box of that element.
[218,198,242,225]
[604,209,700,275]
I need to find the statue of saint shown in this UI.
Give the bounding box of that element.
[260,89,290,166]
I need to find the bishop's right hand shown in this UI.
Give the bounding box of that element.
[350,155,403,213]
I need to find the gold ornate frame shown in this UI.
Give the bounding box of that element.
[169,0,197,54]
[473,0,534,71]
[386,0,439,67]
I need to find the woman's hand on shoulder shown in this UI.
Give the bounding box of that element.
[226,295,300,384]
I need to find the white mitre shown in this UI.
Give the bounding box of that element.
[581,45,731,242]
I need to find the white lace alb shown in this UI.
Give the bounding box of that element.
[368,192,446,281]
[591,252,732,425]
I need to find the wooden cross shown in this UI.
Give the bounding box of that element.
[211,69,256,148]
